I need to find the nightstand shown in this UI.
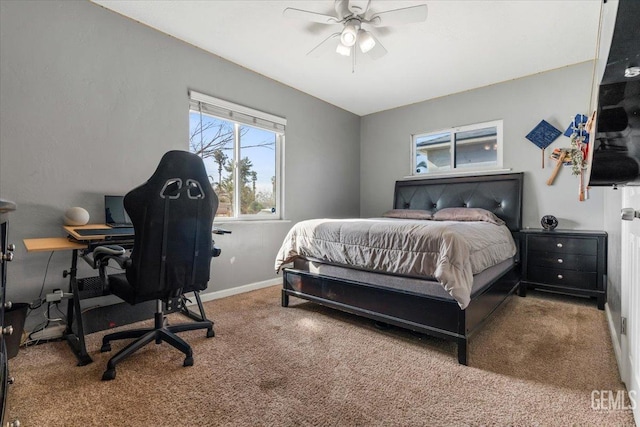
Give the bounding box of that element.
[519,229,607,310]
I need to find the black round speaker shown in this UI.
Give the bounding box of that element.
[541,215,558,230]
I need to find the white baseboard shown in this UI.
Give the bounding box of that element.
[193,277,281,304]
[605,302,625,381]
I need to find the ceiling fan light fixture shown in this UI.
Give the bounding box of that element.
[336,43,351,56]
[358,29,375,53]
[286,1,422,64]
[340,22,358,47]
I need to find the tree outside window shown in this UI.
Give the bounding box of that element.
[189,112,279,218]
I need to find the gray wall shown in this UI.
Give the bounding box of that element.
[0,1,360,317]
[360,61,605,230]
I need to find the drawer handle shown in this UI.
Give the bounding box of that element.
[557,258,563,264]
[556,243,563,248]
[557,274,564,280]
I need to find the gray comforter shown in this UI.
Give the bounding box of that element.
[274,218,517,309]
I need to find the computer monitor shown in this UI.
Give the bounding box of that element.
[104,195,132,227]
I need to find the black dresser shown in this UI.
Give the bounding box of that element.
[1,199,18,427]
[520,229,608,309]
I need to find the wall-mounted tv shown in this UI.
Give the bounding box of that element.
[589,0,640,187]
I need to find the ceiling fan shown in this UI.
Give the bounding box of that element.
[283,0,428,61]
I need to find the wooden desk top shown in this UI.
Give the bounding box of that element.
[23,237,87,252]
[24,224,134,252]
[63,224,134,241]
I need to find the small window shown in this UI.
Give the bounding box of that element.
[188,91,285,220]
[412,120,503,176]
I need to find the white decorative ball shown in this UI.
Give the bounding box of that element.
[64,207,90,226]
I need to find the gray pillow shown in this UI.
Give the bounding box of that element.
[432,207,505,225]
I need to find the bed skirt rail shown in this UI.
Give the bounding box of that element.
[281,267,520,365]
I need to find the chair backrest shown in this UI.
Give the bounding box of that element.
[124,150,218,300]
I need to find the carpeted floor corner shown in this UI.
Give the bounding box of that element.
[5,285,636,426]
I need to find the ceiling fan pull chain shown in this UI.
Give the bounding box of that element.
[352,46,356,73]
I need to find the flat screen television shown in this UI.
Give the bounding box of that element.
[588,0,640,187]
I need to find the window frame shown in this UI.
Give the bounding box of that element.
[188,90,285,221]
[410,120,504,177]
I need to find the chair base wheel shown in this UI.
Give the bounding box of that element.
[100,343,111,352]
[206,329,215,338]
[102,369,116,381]
[184,356,194,367]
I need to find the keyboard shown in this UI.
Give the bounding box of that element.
[107,223,133,228]
[74,228,134,236]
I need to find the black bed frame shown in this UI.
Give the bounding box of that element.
[281,172,524,365]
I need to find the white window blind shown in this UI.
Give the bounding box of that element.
[188,90,286,133]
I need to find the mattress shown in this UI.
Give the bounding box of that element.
[275,217,517,309]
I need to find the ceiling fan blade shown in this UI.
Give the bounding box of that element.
[368,4,428,27]
[348,0,371,15]
[366,33,387,60]
[334,0,349,19]
[283,8,340,25]
[307,32,342,58]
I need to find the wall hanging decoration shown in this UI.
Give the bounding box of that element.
[525,120,562,168]
[546,148,572,185]
[564,114,590,201]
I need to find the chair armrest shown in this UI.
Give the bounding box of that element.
[211,228,229,257]
[94,245,131,270]
[82,245,130,285]
[212,245,222,258]
[211,238,222,258]
[82,245,125,268]
[97,246,129,286]
[94,244,126,258]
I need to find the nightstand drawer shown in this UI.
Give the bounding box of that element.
[528,235,598,255]
[527,267,597,289]
[527,251,597,271]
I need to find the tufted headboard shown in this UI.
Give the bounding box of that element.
[393,172,523,232]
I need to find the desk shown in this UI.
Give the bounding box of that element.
[63,224,134,241]
[24,226,134,366]
[23,237,86,252]
[24,224,220,366]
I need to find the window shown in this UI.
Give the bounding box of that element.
[188,91,285,219]
[412,120,503,176]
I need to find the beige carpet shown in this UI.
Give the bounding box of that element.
[6,286,635,426]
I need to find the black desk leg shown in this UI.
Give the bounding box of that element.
[63,249,93,366]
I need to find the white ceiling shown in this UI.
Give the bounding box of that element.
[91,0,603,116]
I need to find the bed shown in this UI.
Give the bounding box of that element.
[275,172,523,365]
